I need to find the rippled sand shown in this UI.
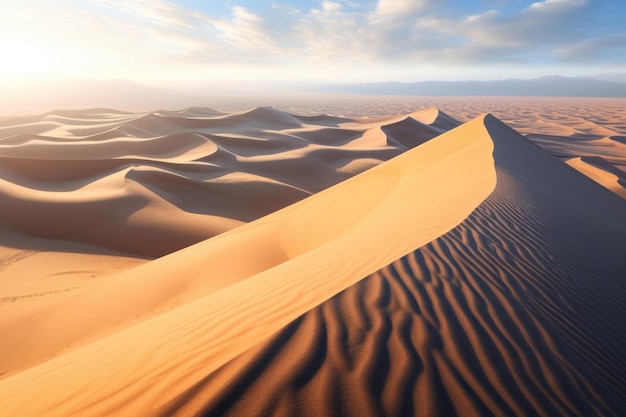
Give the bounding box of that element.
[0,100,625,416]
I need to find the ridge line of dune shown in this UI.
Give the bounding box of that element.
[0,114,497,416]
[178,113,626,417]
[0,107,461,379]
[0,108,459,257]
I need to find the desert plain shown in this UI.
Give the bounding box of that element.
[0,95,625,416]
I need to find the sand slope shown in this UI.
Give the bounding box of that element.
[183,116,626,417]
[566,156,626,198]
[0,107,456,257]
[195,95,626,199]
[0,107,463,379]
[0,105,624,416]
[0,113,496,415]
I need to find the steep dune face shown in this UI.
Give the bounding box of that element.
[178,116,626,417]
[0,115,496,416]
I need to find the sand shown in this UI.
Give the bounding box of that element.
[0,98,625,416]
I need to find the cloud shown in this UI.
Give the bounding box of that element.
[526,0,587,12]
[211,6,283,58]
[2,0,623,82]
[445,0,594,62]
[88,0,209,29]
[555,33,626,63]
[370,0,433,23]
[297,2,369,61]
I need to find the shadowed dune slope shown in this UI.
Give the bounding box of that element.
[183,116,626,417]
[0,115,496,415]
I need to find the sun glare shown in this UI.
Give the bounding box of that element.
[0,33,98,89]
[0,39,59,77]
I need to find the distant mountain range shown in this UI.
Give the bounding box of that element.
[314,75,626,97]
[586,72,626,84]
[2,74,625,116]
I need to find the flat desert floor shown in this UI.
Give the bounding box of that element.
[0,96,625,416]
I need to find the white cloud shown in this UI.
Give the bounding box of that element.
[372,0,432,20]
[456,0,593,57]
[465,10,498,24]
[1,0,622,84]
[526,0,587,12]
[88,0,208,29]
[320,1,343,13]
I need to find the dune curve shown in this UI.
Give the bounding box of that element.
[0,115,496,416]
[1,101,625,417]
[186,115,626,417]
[0,107,458,257]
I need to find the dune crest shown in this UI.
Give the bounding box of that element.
[175,115,626,417]
[1,102,625,416]
[0,107,459,257]
[0,114,497,415]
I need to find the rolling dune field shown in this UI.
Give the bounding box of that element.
[0,97,624,416]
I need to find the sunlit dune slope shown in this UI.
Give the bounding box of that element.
[0,114,497,416]
[0,106,624,417]
[196,115,626,417]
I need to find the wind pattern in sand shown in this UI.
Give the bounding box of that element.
[198,116,626,417]
[0,104,625,417]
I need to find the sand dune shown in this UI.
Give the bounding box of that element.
[0,106,466,379]
[567,156,626,198]
[2,101,624,255]
[197,95,626,199]
[0,107,457,258]
[167,116,626,417]
[0,102,625,416]
[0,111,496,415]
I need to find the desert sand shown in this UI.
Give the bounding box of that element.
[0,98,625,416]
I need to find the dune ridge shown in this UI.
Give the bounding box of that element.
[174,115,626,417]
[0,107,455,257]
[0,114,496,415]
[0,106,459,379]
[0,103,624,416]
[196,96,626,199]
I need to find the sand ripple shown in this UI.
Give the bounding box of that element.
[181,117,626,417]
[0,105,624,416]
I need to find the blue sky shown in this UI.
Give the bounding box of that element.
[1,0,624,86]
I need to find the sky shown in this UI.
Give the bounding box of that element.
[1,0,625,88]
